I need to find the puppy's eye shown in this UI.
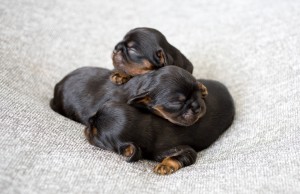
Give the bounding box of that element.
[168,101,183,109]
[128,47,137,52]
[128,48,139,56]
[178,94,186,102]
[127,41,135,48]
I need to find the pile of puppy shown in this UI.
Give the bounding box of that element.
[50,28,235,175]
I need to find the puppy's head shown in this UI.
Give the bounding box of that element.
[112,27,171,76]
[128,66,206,127]
[84,103,142,162]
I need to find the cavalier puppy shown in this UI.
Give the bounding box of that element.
[110,27,194,85]
[50,66,207,127]
[84,79,235,175]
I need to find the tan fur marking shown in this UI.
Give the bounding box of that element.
[92,127,98,136]
[154,157,182,175]
[136,96,151,105]
[198,83,208,98]
[157,50,165,65]
[84,127,95,145]
[123,145,134,157]
[110,72,131,85]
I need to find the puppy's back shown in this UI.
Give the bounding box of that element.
[50,67,112,124]
[187,79,234,150]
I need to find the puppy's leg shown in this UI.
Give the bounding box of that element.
[153,145,197,175]
[110,70,132,85]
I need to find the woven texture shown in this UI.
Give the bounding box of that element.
[1,0,299,193]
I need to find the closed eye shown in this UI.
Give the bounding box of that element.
[168,101,184,109]
[128,47,139,55]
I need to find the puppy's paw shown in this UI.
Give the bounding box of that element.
[153,157,181,175]
[198,83,208,98]
[154,164,175,175]
[120,143,142,162]
[110,73,131,85]
[122,144,135,157]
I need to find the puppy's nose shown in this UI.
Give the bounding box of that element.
[114,43,125,52]
[193,108,201,114]
[191,102,200,113]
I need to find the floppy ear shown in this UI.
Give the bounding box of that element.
[166,53,174,65]
[127,91,152,108]
[156,49,167,66]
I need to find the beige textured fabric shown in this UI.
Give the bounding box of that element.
[0,0,299,193]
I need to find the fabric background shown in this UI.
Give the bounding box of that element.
[0,0,299,193]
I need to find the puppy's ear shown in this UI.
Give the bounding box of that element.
[166,53,174,65]
[156,49,167,66]
[127,91,152,108]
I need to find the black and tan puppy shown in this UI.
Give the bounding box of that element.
[110,27,194,84]
[84,79,234,175]
[50,66,207,127]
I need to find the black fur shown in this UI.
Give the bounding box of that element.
[51,66,206,126]
[50,67,235,173]
[84,78,234,171]
[110,27,193,84]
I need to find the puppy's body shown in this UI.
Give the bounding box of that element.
[85,79,235,174]
[51,66,206,126]
[51,67,116,125]
[51,66,234,174]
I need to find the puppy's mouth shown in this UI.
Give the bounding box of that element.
[180,102,206,126]
[112,50,154,76]
[153,99,206,127]
[112,50,126,68]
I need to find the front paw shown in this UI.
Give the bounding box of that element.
[154,164,175,175]
[198,83,208,98]
[122,144,135,157]
[110,72,131,85]
[153,157,181,175]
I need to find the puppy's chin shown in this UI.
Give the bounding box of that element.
[153,100,206,127]
[112,51,154,76]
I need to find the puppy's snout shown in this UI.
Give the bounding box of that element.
[193,108,201,114]
[191,102,200,113]
[115,43,125,52]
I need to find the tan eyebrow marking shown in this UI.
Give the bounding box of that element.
[127,41,135,48]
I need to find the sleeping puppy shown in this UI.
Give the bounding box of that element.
[84,79,235,175]
[110,27,194,84]
[50,66,207,127]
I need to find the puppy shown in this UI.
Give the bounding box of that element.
[50,66,207,127]
[110,27,194,84]
[84,79,235,175]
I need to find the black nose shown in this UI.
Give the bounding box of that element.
[114,43,125,52]
[191,102,200,113]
